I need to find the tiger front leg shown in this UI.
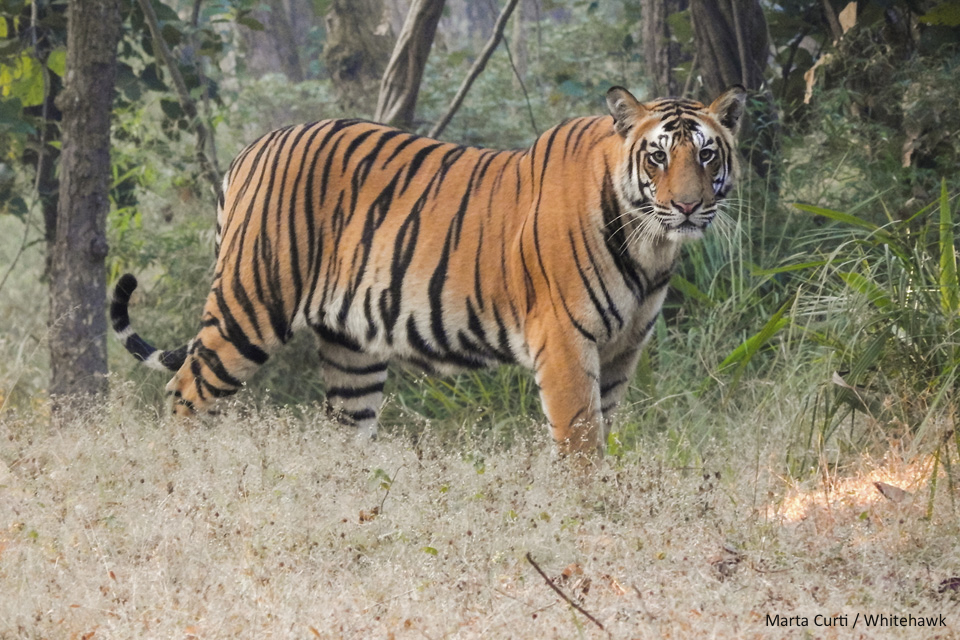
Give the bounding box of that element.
[533,331,603,456]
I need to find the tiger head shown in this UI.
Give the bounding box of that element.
[605,85,747,243]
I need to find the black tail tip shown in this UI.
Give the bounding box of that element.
[113,273,139,303]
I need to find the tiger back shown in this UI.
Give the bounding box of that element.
[111,85,747,455]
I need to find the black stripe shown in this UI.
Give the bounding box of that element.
[327,382,385,400]
[400,143,444,193]
[313,323,363,352]
[341,128,377,171]
[530,125,564,282]
[568,228,612,338]
[357,129,404,185]
[379,195,423,341]
[600,168,646,303]
[556,289,597,344]
[194,341,245,388]
[340,407,377,423]
[600,377,627,397]
[406,315,486,370]
[318,354,387,376]
[579,223,623,330]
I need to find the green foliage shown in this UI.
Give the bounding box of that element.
[778,182,960,472]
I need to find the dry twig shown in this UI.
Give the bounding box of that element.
[525,552,605,632]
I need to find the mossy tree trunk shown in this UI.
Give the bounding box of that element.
[324,0,394,112]
[47,0,123,399]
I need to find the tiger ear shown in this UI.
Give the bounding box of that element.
[708,85,747,137]
[606,86,648,138]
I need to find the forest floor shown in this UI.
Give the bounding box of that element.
[2,395,960,639]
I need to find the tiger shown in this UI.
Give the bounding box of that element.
[110,84,746,455]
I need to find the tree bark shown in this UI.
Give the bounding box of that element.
[324,0,394,111]
[641,0,690,97]
[374,0,445,128]
[689,0,767,95]
[690,0,779,183]
[48,0,123,399]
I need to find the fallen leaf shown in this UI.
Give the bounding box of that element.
[874,482,911,503]
[839,2,857,35]
[561,562,583,579]
[803,54,833,104]
[938,577,960,593]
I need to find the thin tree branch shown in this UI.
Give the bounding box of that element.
[136,0,221,192]
[499,31,539,136]
[821,0,844,42]
[188,0,222,180]
[429,0,522,139]
[525,552,605,632]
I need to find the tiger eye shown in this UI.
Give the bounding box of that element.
[649,150,667,165]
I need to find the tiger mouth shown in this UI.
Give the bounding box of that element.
[666,215,713,233]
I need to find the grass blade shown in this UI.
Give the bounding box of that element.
[939,179,958,315]
[792,203,880,232]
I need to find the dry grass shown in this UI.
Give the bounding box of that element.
[2,394,960,639]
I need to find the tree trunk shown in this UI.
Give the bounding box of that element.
[641,0,690,97]
[689,0,767,96]
[324,0,394,112]
[690,0,779,183]
[48,0,123,399]
[374,0,445,128]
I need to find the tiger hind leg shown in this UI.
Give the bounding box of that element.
[314,326,388,439]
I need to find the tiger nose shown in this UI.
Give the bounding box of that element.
[672,200,702,215]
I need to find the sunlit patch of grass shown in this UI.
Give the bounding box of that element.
[770,448,943,526]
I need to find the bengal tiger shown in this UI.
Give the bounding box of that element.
[111,85,746,455]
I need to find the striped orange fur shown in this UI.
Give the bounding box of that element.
[111,85,747,455]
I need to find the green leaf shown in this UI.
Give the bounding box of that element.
[670,273,713,306]
[0,17,7,38]
[718,315,790,372]
[939,179,958,315]
[838,272,892,310]
[3,195,27,218]
[666,9,693,44]
[0,52,45,107]
[421,546,438,556]
[792,203,880,233]
[716,296,795,392]
[236,15,265,31]
[46,48,66,77]
[919,2,960,26]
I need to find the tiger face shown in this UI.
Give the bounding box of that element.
[606,86,746,243]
